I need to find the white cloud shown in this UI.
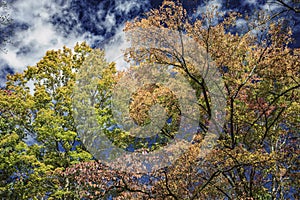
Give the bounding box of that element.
[115,0,143,15]
[0,0,150,76]
[104,12,116,32]
[0,0,85,73]
[196,0,224,14]
[104,25,130,70]
[260,1,281,12]
[194,0,225,26]
[236,18,248,29]
[244,0,257,5]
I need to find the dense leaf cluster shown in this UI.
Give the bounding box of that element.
[0,1,299,199]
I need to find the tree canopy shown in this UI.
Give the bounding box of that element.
[0,0,299,199]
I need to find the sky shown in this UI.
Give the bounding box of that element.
[0,0,300,87]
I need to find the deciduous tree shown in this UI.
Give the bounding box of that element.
[0,43,95,198]
[121,1,300,199]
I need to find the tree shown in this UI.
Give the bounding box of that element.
[63,1,299,199]
[122,1,300,199]
[0,43,95,198]
[1,1,299,199]
[272,0,300,14]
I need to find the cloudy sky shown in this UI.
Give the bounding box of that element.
[0,0,300,87]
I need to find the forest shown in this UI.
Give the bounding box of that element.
[0,0,299,199]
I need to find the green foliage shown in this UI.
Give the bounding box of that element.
[1,1,299,199]
[0,43,96,198]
